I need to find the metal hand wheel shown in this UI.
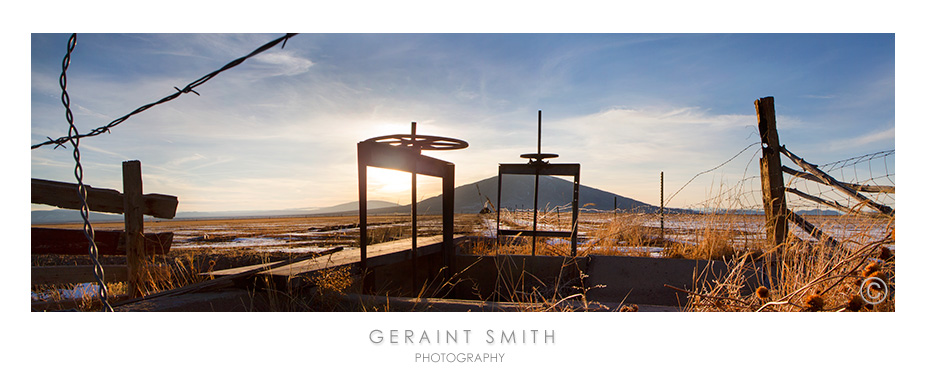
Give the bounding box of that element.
[364,134,469,151]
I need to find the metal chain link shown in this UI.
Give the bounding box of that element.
[60,33,113,311]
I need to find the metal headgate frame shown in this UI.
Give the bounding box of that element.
[357,124,467,290]
[495,111,580,256]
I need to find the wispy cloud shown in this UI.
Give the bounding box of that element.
[827,126,894,151]
[542,106,760,206]
[251,51,314,77]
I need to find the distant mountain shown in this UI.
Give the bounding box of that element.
[302,200,400,215]
[795,209,843,216]
[31,176,684,223]
[442,175,658,214]
[30,209,125,224]
[31,200,400,224]
[368,175,677,215]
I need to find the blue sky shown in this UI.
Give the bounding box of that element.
[30,33,894,212]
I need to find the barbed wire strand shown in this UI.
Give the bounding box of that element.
[665,142,761,207]
[33,33,299,150]
[818,149,894,172]
[60,33,114,311]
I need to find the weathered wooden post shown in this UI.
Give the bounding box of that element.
[122,160,145,298]
[756,97,787,283]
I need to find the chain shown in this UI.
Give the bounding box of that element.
[34,33,298,150]
[60,33,113,312]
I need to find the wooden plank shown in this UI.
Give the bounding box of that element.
[31,228,173,256]
[784,187,856,215]
[207,235,461,278]
[780,146,894,216]
[31,178,178,219]
[786,210,852,256]
[782,165,894,194]
[32,228,120,255]
[789,155,893,214]
[264,235,449,277]
[32,265,129,286]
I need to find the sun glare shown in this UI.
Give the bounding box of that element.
[368,167,412,198]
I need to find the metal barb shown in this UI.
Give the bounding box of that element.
[33,33,300,150]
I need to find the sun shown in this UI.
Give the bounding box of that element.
[367,167,412,198]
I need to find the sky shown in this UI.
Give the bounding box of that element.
[29,33,895,213]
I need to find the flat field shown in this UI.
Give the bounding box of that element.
[33,211,894,311]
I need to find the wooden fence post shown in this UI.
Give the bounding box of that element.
[756,97,787,283]
[123,160,145,298]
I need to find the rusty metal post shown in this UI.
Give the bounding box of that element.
[571,170,580,256]
[530,111,543,255]
[442,162,455,282]
[357,142,371,292]
[660,171,665,241]
[410,122,418,289]
[496,173,503,253]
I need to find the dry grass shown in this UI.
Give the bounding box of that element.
[578,212,763,261]
[682,213,895,312]
[33,211,893,312]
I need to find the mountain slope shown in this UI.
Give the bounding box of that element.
[32,177,664,223]
[31,200,400,224]
[369,175,660,215]
[423,175,657,214]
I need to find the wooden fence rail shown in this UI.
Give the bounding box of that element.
[780,145,894,216]
[31,228,173,256]
[781,166,894,194]
[31,160,178,299]
[31,178,178,219]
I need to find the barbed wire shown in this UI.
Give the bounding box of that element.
[60,33,113,311]
[33,33,299,150]
[665,142,762,207]
[786,148,895,214]
[818,149,894,172]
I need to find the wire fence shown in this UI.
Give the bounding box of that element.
[33,33,298,150]
[33,33,299,311]
[787,149,895,214]
[663,143,894,217]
